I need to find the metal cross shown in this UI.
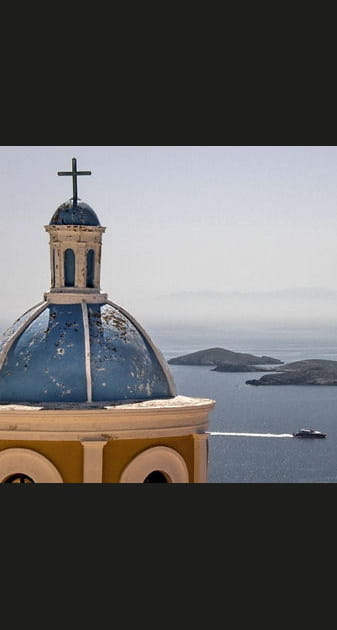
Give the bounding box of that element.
[58,157,91,204]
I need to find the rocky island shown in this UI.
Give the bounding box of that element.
[246,359,337,385]
[168,347,283,371]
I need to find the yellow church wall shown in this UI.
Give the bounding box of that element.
[102,434,195,483]
[0,398,213,482]
[0,440,83,483]
[0,433,201,483]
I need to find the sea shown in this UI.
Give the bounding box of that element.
[148,322,337,483]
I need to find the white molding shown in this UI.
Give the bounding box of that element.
[193,433,208,483]
[80,439,107,482]
[75,242,87,288]
[0,395,214,433]
[120,446,190,483]
[81,303,92,402]
[45,225,106,236]
[0,426,208,441]
[54,243,62,287]
[94,246,101,289]
[44,292,108,304]
[0,448,63,483]
[0,396,214,440]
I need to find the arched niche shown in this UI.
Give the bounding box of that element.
[64,248,75,287]
[86,249,95,288]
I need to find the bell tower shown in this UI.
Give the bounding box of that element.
[44,158,107,303]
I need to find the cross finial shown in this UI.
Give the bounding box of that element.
[58,158,92,204]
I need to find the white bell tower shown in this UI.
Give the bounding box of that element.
[44,158,107,304]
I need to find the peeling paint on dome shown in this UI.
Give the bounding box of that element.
[0,302,45,359]
[0,304,87,403]
[87,303,173,401]
[0,300,175,405]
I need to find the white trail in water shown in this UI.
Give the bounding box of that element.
[208,432,294,438]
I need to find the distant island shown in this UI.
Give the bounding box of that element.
[246,359,337,385]
[168,347,283,371]
[168,348,337,385]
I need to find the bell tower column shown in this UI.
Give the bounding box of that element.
[76,242,87,288]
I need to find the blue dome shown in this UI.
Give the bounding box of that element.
[49,200,100,226]
[0,302,175,405]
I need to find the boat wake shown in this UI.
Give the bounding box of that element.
[208,431,294,438]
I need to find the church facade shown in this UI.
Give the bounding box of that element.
[0,159,214,483]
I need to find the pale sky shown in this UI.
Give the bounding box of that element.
[1,145,337,332]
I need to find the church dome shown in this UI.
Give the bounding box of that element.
[0,301,175,405]
[0,157,176,406]
[49,199,100,226]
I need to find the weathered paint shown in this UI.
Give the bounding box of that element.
[45,224,105,292]
[88,303,173,401]
[0,304,87,403]
[0,301,175,405]
[0,302,45,360]
[106,299,176,396]
[49,199,100,226]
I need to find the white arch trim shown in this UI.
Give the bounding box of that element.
[120,446,190,483]
[0,448,63,483]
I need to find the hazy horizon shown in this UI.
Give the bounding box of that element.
[1,146,337,337]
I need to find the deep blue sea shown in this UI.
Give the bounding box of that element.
[148,323,337,483]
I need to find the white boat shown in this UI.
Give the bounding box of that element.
[292,428,327,439]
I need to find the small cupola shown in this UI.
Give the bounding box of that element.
[44,158,107,303]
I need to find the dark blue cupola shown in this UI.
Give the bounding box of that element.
[50,200,100,226]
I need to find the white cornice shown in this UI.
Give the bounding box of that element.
[44,292,108,303]
[0,395,215,440]
[45,225,106,234]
